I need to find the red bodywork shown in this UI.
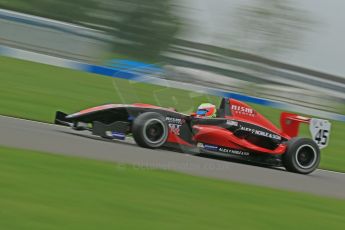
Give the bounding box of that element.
[165,99,307,156]
[66,98,310,157]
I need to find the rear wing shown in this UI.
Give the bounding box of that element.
[280,112,331,149]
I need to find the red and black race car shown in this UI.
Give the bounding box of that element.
[55,97,331,174]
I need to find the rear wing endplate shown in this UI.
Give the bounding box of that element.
[280,112,331,149]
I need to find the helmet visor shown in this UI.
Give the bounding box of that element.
[196,109,208,115]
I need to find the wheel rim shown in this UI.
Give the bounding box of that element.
[143,118,167,144]
[295,144,317,169]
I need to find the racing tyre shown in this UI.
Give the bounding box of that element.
[283,137,320,174]
[132,112,169,149]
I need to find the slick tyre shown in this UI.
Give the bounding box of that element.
[283,137,320,174]
[132,112,169,149]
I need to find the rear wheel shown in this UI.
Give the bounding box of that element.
[283,137,320,174]
[132,112,169,149]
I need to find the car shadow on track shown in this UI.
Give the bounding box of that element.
[57,130,286,173]
[197,153,286,172]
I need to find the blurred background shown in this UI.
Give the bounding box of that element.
[2,2,345,229]
[0,0,344,114]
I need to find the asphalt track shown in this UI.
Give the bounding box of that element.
[1,115,345,198]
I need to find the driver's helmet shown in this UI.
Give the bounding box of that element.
[196,103,217,118]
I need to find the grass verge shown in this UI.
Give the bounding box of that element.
[0,146,345,230]
[0,56,344,171]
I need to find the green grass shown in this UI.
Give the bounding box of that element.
[0,56,219,122]
[0,56,345,172]
[0,146,344,230]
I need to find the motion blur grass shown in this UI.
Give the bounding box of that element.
[0,146,344,230]
[0,56,219,122]
[0,56,344,172]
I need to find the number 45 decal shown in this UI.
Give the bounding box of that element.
[309,118,331,149]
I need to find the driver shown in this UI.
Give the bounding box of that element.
[196,103,217,118]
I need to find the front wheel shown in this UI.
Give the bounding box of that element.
[132,112,169,149]
[283,137,320,174]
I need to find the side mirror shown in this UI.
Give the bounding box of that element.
[190,112,197,117]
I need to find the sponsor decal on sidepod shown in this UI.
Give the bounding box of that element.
[197,143,250,156]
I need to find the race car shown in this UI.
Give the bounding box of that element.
[54,97,331,174]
